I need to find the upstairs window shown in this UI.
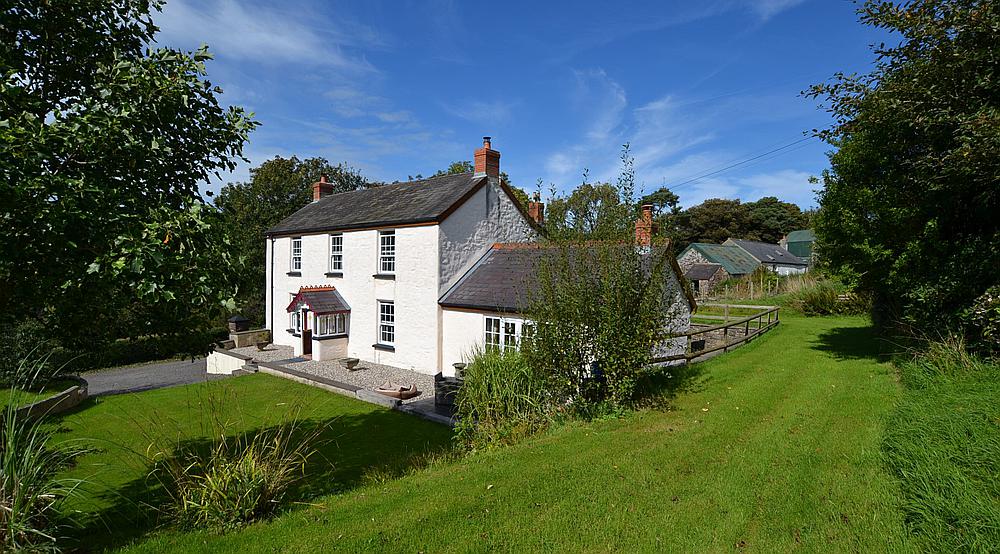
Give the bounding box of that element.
[378,301,395,345]
[317,313,347,336]
[329,234,343,272]
[379,230,395,274]
[290,237,302,271]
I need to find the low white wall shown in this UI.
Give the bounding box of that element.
[207,349,250,375]
[314,336,348,361]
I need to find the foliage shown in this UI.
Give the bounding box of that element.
[884,338,1000,552]
[454,347,550,450]
[666,196,809,251]
[0,0,257,347]
[152,421,321,532]
[214,157,371,324]
[524,146,688,408]
[638,186,681,216]
[785,280,871,316]
[961,285,1000,359]
[1,357,87,552]
[433,160,474,176]
[807,0,1000,333]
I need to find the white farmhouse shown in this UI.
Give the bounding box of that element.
[264,138,693,376]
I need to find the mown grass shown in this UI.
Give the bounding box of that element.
[883,345,1000,552]
[49,374,452,551]
[119,314,916,552]
[0,378,79,409]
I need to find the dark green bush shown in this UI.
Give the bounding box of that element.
[962,285,1000,359]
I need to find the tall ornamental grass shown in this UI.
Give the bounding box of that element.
[1,357,87,552]
[454,347,549,450]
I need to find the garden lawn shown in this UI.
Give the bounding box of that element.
[51,374,452,551]
[123,314,916,552]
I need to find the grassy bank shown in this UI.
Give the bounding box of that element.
[51,375,452,551]
[883,347,1000,552]
[119,314,914,552]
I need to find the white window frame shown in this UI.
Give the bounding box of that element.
[378,230,395,274]
[484,315,524,352]
[289,294,302,334]
[290,237,302,271]
[317,312,348,337]
[378,301,395,346]
[329,233,343,272]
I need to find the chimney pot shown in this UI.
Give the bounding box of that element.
[474,136,501,179]
[527,196,545,227]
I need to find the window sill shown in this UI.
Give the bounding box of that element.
[325,272,343,278]
[287,329,301,337]
[314,333,348,340]
[373,273,395,280]
[286,271,301,277]
[372,343,395,352]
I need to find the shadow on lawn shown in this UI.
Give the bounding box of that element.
[810,323,888,361]
[55,405,452,552]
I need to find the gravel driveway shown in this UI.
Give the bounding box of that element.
[84,357,229,396]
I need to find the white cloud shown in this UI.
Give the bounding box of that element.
[155,0,377,69]
[442,99,516,125]
[737,169,817,207]
[744,0,806,21]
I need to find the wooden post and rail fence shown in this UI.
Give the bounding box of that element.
[653,303,780,364]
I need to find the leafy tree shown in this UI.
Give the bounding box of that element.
[433,160,474,176]
[215,157,371,324]
[545,182,624,240]
[0,0,257,346]
[807,0,1000,331]
[674,199,749,246]
[639,186,681,216]
[744,196,808,244]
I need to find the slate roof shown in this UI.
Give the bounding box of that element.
[440,243,696,313]
[265,173,486,236]
[681,243,759,276]
[685,263,723,280]
[726,239,807,267]
[287,286,350,314]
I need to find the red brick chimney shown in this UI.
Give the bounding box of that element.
[474,136,500,179]
[527,191,545,226]
[312,173,333,202]
[635,204,659,246]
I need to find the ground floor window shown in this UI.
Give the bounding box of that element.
[317,312,348,336]
[378,301,395,346]
[485,316,525,352]
[289,310,302,334]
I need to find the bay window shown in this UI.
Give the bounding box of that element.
[317,312,348,336]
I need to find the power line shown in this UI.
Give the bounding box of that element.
[668,136,816,191]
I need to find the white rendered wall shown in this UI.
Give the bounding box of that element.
[266,224,441,374]
[437,179,536,296]
[440,308,491,376]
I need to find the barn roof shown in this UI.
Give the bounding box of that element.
[685,263,723,280]
[725,239,807,267]
[681,243,759,276]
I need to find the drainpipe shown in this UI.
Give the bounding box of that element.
[269,236,275,336]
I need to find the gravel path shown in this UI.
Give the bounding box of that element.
[231,346,435,404]
[84,358,228,396]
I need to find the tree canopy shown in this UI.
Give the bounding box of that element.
[808,0,1000,330]
[0,0,257,345]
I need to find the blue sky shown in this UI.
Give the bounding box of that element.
[155,0,887,208]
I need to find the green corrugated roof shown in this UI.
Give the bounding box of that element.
[681,243,759,276]
[785,229,815,243]
[784,229,815,260]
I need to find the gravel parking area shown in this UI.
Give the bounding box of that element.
[231,345,435,404]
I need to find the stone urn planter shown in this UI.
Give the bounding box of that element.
[256,341,270,351]
[341,358,361,371]
[452,362,466,379]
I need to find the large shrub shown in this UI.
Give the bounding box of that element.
[962,285,1000,359]
[808,1,1000,333]
[454,347,549,450]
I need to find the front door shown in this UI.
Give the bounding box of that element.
[301,309,312,356]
